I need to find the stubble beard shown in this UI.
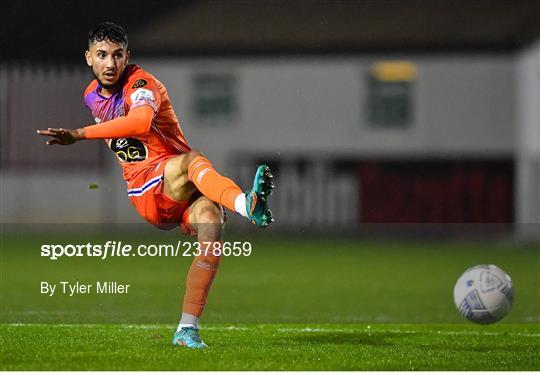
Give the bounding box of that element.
[93,68,122,90]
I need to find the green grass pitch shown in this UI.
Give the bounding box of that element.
[1,230,539,370]
[2,323,538,370]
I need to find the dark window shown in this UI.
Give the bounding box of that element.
[192,73,238,123]
[366,61,416,128]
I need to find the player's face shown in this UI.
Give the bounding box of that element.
[85,40,129,91]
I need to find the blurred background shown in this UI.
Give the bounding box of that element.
[1,0,539,241]
[1,0,539,325]
[1,0,540,240]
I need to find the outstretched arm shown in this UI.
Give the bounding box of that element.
[37,105,154,145]
[36,127,85,145]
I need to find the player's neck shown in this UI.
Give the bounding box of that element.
[99,85,121,98]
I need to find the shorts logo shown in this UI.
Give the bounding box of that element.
[132,79,147,89]
[109,137,148,163]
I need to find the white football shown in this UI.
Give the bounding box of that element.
[453,264,514,324]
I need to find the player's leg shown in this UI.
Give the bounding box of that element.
[172,196,224,349]
[163,149,242,214]
[163,149,274,227]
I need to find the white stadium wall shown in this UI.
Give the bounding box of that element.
[140,55,514,161]
[0,54,527,230]
[515,40,540,240]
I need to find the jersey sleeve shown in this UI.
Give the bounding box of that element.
[83,105,154,139]
[124,72,162,114]
[83,80,99,112]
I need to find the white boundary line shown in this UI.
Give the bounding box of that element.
[275,327,540,337]
[3,323,539,337]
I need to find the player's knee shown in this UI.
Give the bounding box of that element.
[196,201,224,226]
[184,149,205,166]
[165,149,205,180]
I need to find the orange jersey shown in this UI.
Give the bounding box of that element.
[83,64,191,181]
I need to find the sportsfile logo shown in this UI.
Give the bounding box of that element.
[40,241,253,260]
[41,241,130,260]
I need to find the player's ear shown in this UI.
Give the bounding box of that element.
[125,50,130,66]
[84,50,92,67]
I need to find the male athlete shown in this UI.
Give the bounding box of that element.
[37,22,274,349]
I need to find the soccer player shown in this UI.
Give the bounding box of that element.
[37,22,274,349]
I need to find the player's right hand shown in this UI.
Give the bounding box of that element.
[36,128,85,145]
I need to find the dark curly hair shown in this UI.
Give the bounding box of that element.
[88,21,128,48]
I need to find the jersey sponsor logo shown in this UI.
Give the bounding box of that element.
[130,88,155,105]
[109,137,148,163]
[115,138,129,149]
[132,79,147,89]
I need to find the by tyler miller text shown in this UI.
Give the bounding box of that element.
[41,281,130,296]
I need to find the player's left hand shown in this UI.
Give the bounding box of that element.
[36,128,85,145]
